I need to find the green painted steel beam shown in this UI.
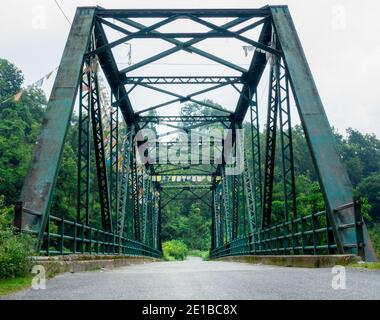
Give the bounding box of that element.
[152,174,215,177]
[94,21,136,123]
[270,5,376,261]
[234,20,272,123]
[112,32,240,39]
[96,8,271,18]
[160,185,213,189]
[123,76,243,85]
[138,115,231,123]
[18,8,96,247]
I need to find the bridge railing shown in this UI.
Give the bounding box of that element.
[19,210,161,258]
[211,210,341,258]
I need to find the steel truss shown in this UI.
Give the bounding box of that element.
[15,6,376,262]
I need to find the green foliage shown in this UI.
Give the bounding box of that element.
[0,276,32,297]
[356,173,380,221]
[182,205,211,250]
[0,197,34,279]
[368,224,380,258]
[0,59,24,98]
[0,58,380,260]
[0,61,46,207]
[162,202,211,251]
[162,240,188,261]
[188,249,209,260]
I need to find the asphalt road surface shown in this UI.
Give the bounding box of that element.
[4,257,380,300]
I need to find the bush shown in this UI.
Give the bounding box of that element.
[0,202,34,279]
[162,240,188,261]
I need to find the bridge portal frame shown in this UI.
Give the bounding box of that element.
[15,6,376,261]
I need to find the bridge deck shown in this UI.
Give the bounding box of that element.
[4,258,380,300]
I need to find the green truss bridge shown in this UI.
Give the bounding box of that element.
[14,5,377,264]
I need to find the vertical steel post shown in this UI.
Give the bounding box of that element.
[242,146,257,234]
[278,63,297,222]
[221,166,233,241]
[141,168,151,243]
[262,46,280,228]
[131,148,141,241]
[110,88,119,230]
[90,60,112,231]
[249,91,262,227]
[77,58,91,227]
[117,124,134,237]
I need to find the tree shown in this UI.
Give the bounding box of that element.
[0,59,23,98]
[0,60,46,206]
[335,128,380,187]
[183,204,211,250]
[356,173,380,221]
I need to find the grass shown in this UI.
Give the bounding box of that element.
[0,276,32,297]
[350,262,380,270]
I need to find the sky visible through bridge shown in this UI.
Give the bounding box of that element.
[1,0,379,136]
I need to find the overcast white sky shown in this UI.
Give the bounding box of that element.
[1,0,379,136]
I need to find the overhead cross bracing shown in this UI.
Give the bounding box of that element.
[15,6,377,262]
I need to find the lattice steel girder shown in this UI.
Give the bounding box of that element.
[96,8,271,18]
[278,64,297,222]
[123,76,243,85]
[160,185,213,190]
[152,184,160,249]
[249,93,263,224]
[137,115,231,123]
[116,124,134,237]
[77,60,91,226]
[242,146,257,233]
[141,175,149,243]
[110,93,119,231]
[270,6,376,261]
[152,174,214,177]
[90,62,112,231]
[211,186,216,250]
[221,167,233,241]
[131,149,141,241]
[18,8,96,246]
[213,183,222,249]
[262,54,280,228]
[232,175,239,239]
